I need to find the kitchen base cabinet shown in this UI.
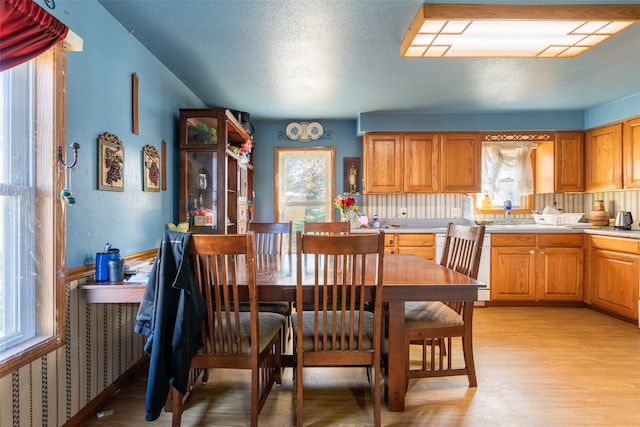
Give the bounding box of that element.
[491,234,537,301]
[384,233,435,260]
[491,233,583,303]
[585,235,640,323]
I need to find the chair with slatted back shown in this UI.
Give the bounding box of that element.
[303,220,350,235]
[403,222,485,392]
[249,221,293,255]
[171,233,284,427]
[292,231,385,427]
[248,221,293,344]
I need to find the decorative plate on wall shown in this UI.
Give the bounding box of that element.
[285,121,325,142]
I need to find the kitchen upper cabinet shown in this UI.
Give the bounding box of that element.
[623,116,640,189]
[535,131,584,193]
[439,132,481,193]
[491,233,583,302]
[363,131,481,194]
[585,123,622,191]
[404,133,439,193]
[363,132,438,194]
[585,235,640,322]
[363,133,403,193]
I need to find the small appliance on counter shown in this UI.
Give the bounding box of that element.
[614,211,633,230]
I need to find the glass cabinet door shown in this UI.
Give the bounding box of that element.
[184,116,220,147]
[183,151,218,231]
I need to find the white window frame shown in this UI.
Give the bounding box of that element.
[0,44,66,376]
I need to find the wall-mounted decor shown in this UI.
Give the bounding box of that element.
[343,157,360,195]
[161,139,167,191]
[132,73,139,135]
[278,121,332,141]
[97,132,124,192]
[142,144,160,192]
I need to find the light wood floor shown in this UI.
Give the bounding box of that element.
[82,307,640,426]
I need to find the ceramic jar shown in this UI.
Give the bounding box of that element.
[588,199,610,226]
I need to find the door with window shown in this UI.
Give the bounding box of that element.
[275,147,335,237]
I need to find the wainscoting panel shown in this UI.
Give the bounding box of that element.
[0,280,146,426]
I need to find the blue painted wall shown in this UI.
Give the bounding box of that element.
[41,0,205,267]
[250,120,361,222]
[585,92,640,129]
[36,0,640,266]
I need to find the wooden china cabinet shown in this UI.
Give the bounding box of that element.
[178,108,253,234]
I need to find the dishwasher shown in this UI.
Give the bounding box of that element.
[436,233,491,305]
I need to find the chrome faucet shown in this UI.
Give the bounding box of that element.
[504,200,512,224]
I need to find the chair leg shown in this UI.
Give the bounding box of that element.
[171,386,183,427]
[295,362,304,427]
[372,360,382,427]
[462,334,477,387]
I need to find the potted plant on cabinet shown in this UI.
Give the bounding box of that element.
[188,123,217,144]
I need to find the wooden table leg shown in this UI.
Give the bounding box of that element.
[386,300,405,412]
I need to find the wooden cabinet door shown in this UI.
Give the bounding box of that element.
[439,132,481,193]
[363,133,403,194]
[536,132,584,194]
[555,131,585,192]
[590,248,640,320]
[403,133,439,193]
[585,123,622,191]
[623,116,640,189]
[490,246,537,301]
[538,247,583,301]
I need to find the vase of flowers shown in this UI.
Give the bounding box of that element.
[334,195,357,222]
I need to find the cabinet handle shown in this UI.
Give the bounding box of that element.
[530,249,535,255]
[388,239,394,245]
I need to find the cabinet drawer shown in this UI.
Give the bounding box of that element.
[538,233,583,247]
[397,246,435,260]
[397,233,435,247]
[590,235,640,254]
[384,235,396,247]
[491,234,536,247]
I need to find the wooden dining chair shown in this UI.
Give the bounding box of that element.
[248,221,294,345]
[302,220,350,235]
[403,222,485,391]
[249,221,293,255]
[171,233,285,427]
[292,231,385,427]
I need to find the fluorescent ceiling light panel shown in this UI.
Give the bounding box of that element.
[401,4,640,58]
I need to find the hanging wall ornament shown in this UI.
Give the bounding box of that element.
[58,142,80,205]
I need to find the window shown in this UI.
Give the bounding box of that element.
[475,142,535,213]
[274,147,336,234]
[0,45,66,376]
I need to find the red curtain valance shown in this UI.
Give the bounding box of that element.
[0,0,68,71]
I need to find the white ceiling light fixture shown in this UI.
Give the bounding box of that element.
[401,4,640,58]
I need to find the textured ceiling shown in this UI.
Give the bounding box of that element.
[97,0,640,120]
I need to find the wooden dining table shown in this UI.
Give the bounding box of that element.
[80,253,482,412]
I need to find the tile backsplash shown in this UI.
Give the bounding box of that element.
[364,190,640,221]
